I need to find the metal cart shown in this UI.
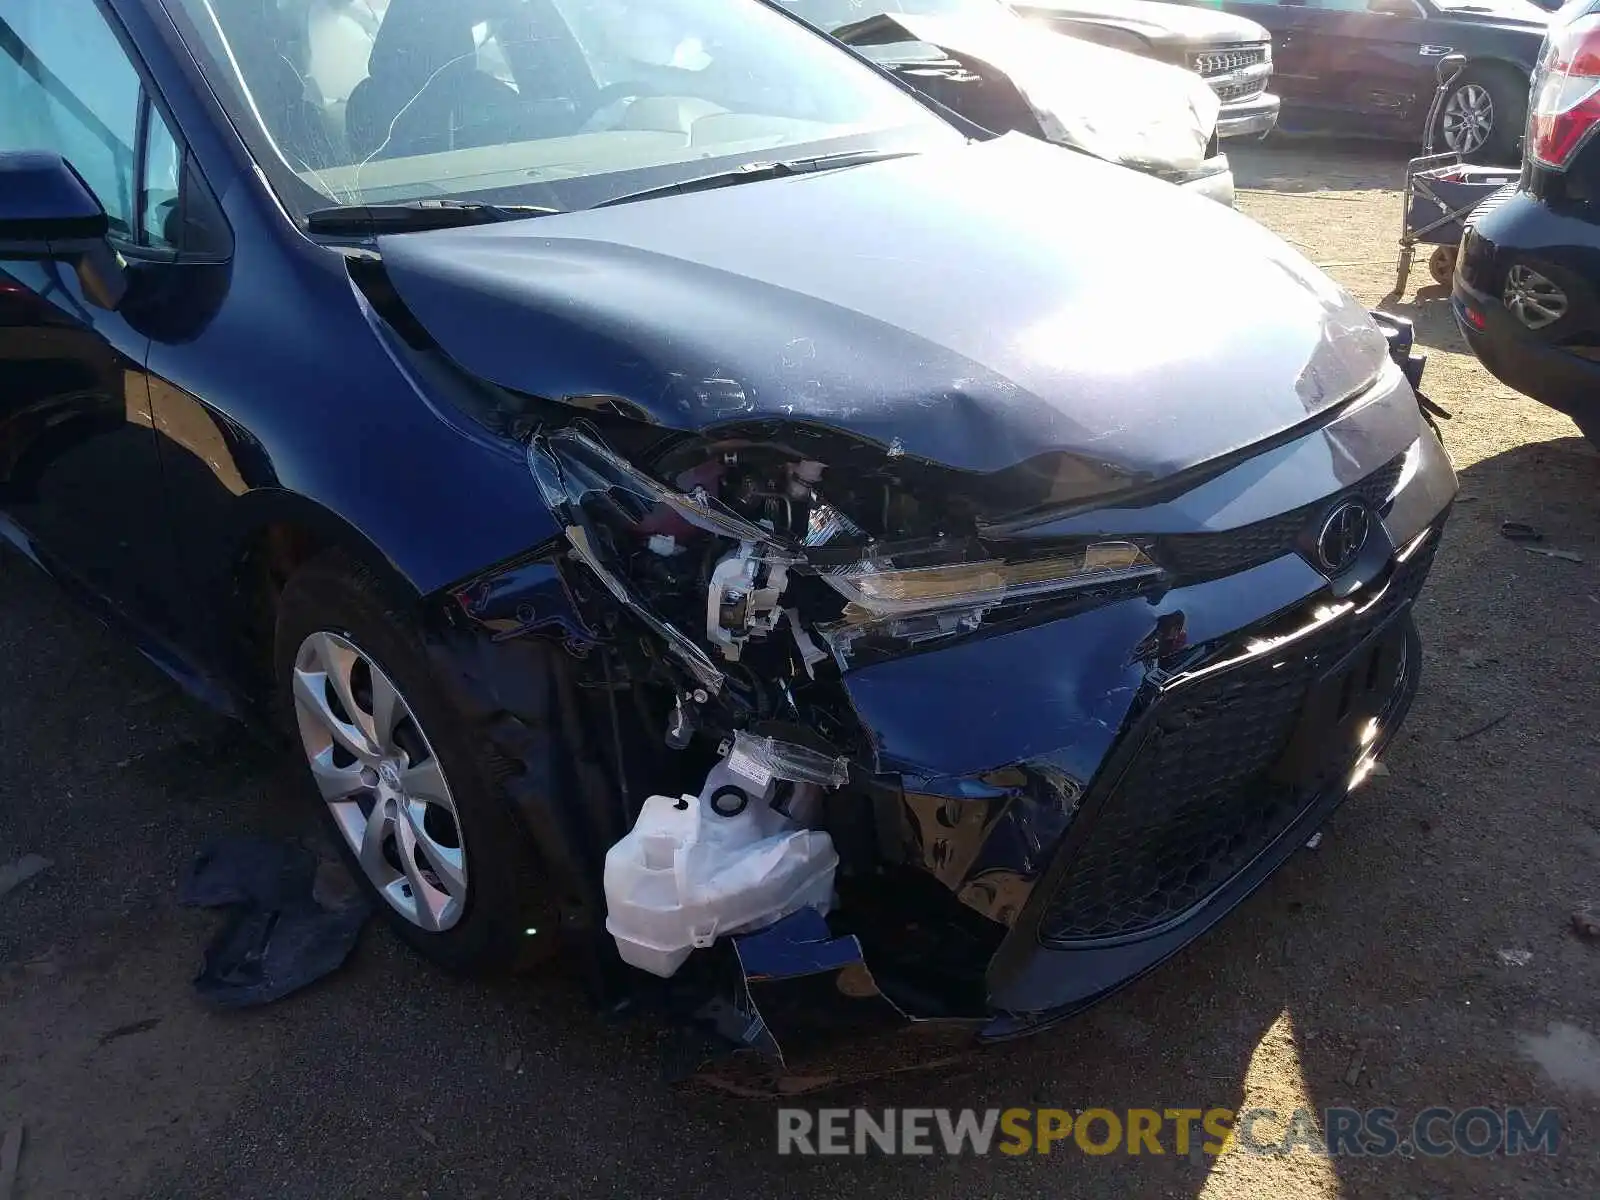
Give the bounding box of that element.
[1394,54,1520,297]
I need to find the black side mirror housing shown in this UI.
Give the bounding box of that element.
[0,151,127,310]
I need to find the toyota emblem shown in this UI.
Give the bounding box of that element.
[1316,501,1372,574]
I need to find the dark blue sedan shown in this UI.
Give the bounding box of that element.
[0,0,1455,1057]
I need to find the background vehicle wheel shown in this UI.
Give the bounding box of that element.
[1428,246,1458,287]
[275,550,557,975]
[1502,259,1582,342]
[1434,66,1527,163]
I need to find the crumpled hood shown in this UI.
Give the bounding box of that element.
[378,134,1387,479]
[843,12,1219,172]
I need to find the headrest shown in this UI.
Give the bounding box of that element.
[366,0,480,85]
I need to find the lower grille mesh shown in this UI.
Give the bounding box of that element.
[1038,533,1438,945]
[1214,76,1269,105]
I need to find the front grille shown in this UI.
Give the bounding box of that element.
[1038,531,1438,945]
[1190,46,1268,77]
[1190,44,1270,105]
[1156,454,1407,583]
[1214,76,1269,105]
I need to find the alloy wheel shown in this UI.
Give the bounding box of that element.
[1441,83,1494,155]
[1503,264,1569,332]
[292,630,468,931]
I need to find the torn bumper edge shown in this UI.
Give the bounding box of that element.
[685,907,981,1093]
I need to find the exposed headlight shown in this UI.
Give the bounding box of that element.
[533,426,1165,677]
[821,541,1160,619]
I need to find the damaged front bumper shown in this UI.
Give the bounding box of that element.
[1166,153,1235,207]
[1216,91,1280,141]
[895,532,1434,1042]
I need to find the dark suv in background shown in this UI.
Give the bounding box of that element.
[1102,0,1548,161]
[1012,0,1280,138]
[1454,5,1600,444]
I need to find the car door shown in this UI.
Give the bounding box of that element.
[0,0,189,639]
[1207,0,1327,110]
[1290,0,1435,127]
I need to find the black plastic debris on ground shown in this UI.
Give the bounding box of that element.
[179,837,369,1009]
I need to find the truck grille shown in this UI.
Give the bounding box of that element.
[1190,46,1268,77]
[1190,44,1270,106]
[1213,76,1269,104]
[1037,529,1439,945]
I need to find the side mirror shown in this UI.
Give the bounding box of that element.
[0,151,127,310]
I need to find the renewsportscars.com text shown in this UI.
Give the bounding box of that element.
[776,1106,1561,1158]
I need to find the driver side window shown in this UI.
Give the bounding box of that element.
[0,0,222,255]
[0,0,141,237]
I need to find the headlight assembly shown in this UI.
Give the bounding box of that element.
[820,541,1160,619]
[530,424,1166,686]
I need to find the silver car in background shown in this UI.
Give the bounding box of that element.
[776,0,1237,203]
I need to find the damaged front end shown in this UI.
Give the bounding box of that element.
[367,148,1456,1081]
[473,363,1452,1085]
[506,417,1169,1078]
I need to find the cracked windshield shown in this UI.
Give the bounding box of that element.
[161,0,958,213]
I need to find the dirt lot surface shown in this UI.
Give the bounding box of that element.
[4,139,1600,1199]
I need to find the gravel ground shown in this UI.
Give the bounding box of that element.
[3,138,1599,1199]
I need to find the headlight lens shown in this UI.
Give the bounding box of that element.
[821,541,1160,619]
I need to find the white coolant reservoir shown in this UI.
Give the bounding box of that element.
[603,751,840,977]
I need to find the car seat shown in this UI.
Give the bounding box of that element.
[343,0,527,160]
[212,0,345,171]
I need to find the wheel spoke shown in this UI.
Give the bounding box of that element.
[308,744,367,802]
[292,666,374,761]
[395,818,442,932]
[401,756,449,805]
[312,632,373,742]
[359,797,394,879]
[368,670,403,755]
[405,801,468,902]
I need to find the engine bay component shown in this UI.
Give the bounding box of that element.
[604,744,839,977]
[724,730,849,791]
[706,542,791,662]
[563,522,726,693]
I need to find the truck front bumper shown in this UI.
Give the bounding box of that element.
[1217,92,1280,140]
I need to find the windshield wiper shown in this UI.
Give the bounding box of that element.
[592,149,917,209]
[304,199,559,235]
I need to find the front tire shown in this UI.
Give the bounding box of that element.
[274,550,556,975]
[1435,67,1527,164]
